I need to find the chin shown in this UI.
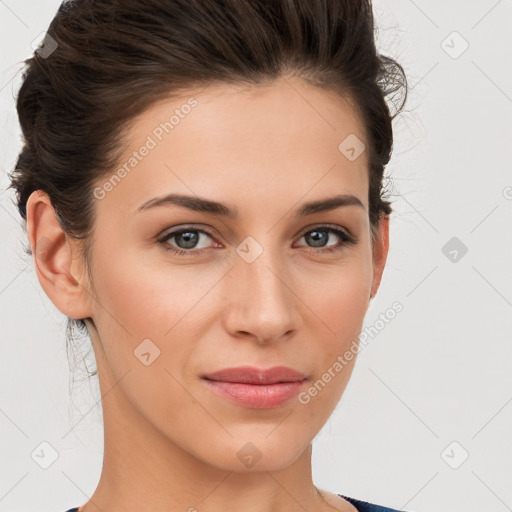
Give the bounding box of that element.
[194,434,309,473]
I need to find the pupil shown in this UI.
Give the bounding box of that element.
[176,231,198,249]
[307,230,327,247]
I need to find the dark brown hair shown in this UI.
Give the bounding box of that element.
[8,0,407,379]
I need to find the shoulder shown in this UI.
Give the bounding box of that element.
[338,494,411,512]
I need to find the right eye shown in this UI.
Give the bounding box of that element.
[158,227,220,256]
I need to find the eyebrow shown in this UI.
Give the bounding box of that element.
[136,193,365,217]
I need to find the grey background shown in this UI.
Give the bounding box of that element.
[1,1,511,511]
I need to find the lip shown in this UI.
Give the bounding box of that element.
[202,380,306,408]
[201,365,307,385]
[201,366,307,409]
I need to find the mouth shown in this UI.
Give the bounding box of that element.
[200,366,308,408]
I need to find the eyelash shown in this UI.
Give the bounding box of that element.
[157,225,357,257]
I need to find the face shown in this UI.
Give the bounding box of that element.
[38,76,388,473]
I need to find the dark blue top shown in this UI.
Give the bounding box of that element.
[64,494,407,511]
[339,494,408,511]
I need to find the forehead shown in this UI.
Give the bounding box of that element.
[100,76,370,215]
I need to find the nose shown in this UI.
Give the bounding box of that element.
[222,249,301,345]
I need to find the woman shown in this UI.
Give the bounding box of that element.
[9,0,411,510]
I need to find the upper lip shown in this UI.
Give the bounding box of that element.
[202,366,307,385]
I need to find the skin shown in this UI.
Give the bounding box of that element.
[26,75,389,512]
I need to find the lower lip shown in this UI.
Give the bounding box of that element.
[202,379,306,408]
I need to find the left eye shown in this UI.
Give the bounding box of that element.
[294,226,356,251]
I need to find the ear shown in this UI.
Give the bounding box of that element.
[370,214,390,300]
[25,190,93,320]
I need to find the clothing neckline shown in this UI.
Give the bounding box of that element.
[67,494,387,512]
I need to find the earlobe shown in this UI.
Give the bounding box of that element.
[26,190,92,320]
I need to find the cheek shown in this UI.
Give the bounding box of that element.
[86,249,169,381]
[89,248,226,373]
[92,262,166,339]
[303,260,371,339]
[91,247,199,335]
[295,276,369,427]
[298,261,370,405]
[87,251,207,423]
